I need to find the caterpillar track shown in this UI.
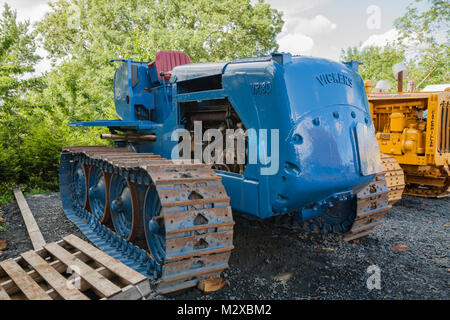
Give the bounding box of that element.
[402,165,450,198]
[342,155,405,241]
[343,172,390,241]
[59,146,234,294]
[381,154,405,205]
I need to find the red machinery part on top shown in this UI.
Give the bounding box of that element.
[149,50,191,81]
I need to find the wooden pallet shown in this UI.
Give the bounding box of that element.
[0,234,151,300]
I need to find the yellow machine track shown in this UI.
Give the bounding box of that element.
[402,165,450,198]
[381,154,405,205]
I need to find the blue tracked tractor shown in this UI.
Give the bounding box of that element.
[59,51,392,293]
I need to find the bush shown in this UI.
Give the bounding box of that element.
[0,107,108,202]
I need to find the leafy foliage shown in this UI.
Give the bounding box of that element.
[38,0,283,62]
[0,3,43,192]
[394,0,450,86]
[35,0,283,121]
[0,3,106,198]
[341,45,407,91]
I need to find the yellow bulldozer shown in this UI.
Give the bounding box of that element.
[366,78,450,198]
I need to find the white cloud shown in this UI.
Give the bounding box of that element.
[277,33,314,55]
[360,28,424,61]
[290,15,337,36]
[361,28,399,48]
[276,14,337,55]
[255,0,334,55]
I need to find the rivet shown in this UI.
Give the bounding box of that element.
[293,134,303,144]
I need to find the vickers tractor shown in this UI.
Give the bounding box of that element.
[60,51,392,293]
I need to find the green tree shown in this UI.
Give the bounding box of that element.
[0,3,41,183]
[341,45,407,91]
[0,3,41,103]
[38,0,283,63]
[0,3,98,197]
[394,0,449,87]
[36,0,284,122]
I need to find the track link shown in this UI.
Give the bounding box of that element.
[59,146,234,294]
[381,154,405,205]
[343,172,390,242]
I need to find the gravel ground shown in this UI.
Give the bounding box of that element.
[0,192,448,300]
[0,193,88,261]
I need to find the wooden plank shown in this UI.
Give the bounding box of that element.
[0,284,11,300]
[197,276,227,292]
[106,281,150,300]
[21,250,89,300]
[2,249,84,290]
[13,188,46,250]
[0,259,51,300]
[1,251,116,295]
[63,234,146,284]
[44,242,121,298]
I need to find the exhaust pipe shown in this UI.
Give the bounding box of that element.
[100,133,156,141]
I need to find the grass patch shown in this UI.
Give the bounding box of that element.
[0,183,15,208]
[23,186,53,196]
[0,182,53,207]
[0,210,4,231]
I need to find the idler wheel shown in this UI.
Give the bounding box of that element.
[143,185,166,264]
[109,174,144,241]
[88,165,111,223]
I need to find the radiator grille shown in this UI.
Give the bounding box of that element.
[439,100,450,154]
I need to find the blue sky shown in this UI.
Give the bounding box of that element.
[4,0,429,74]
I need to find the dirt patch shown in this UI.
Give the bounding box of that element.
[0,193,448,300]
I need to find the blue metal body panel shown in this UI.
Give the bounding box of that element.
[71,53,382,221]
[113,59,153,121]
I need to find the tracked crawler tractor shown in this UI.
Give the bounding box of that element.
[366,83,449,198]
[60,51,396,293]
